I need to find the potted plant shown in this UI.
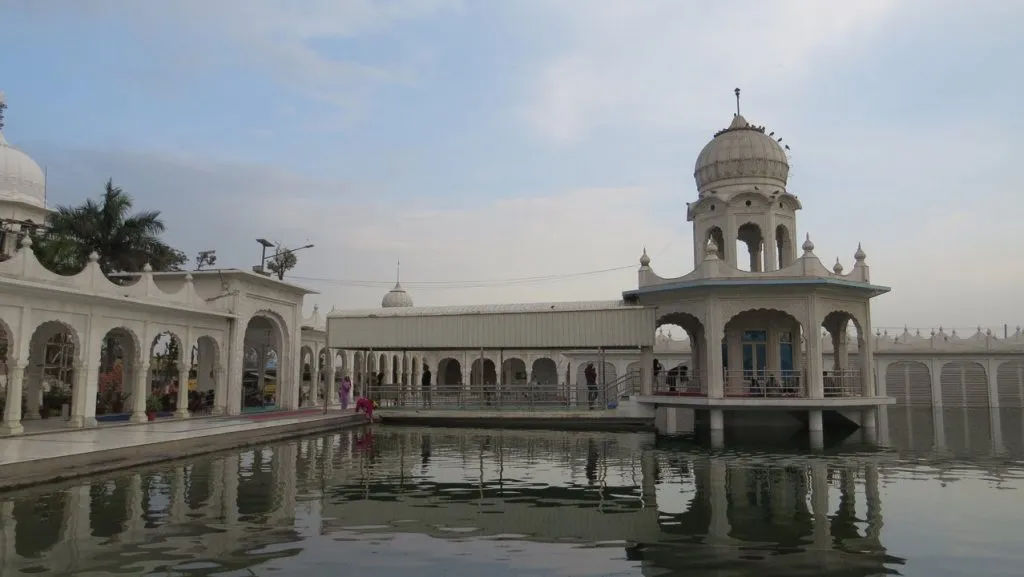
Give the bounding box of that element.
[145,394,160,421]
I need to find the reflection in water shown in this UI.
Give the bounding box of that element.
[0,409,1022,576]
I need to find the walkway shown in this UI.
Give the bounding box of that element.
[0,409,366,490]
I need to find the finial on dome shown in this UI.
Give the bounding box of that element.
[313,304,319,313]
[142,263,153,273]
[639,247,650,267]
[19,233,32,249]
[734,87,741,116]
[802,233,814,254]
[705,237,720,260]
[833,258,844,275]
[88,251,99,263]
[854,243,866,261]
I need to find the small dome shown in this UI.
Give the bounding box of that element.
[694,114,789,193]
[381,282,414,308]
[0,94,47,209]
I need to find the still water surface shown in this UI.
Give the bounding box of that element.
[1,408,1023,576]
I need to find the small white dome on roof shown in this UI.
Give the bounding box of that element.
[694,114,789,193]
[0,93,47,210]
[381,282,414,308]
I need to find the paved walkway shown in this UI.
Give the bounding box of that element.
[0,408,363,468]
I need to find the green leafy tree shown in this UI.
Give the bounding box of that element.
[33,179,186,275]
[265,244,298,280]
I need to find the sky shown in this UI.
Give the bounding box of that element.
[1,0,1022,334]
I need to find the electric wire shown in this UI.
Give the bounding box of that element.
[287,264,636,290]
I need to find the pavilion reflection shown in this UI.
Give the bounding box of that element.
[13,419,1017,575]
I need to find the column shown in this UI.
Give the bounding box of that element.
[325,350,338,407]
[174,362,189,418]
[125,473,146,537]
[932,404,947,451]
[930,358,943,407]
[704,303,724,398]
[860,320,875,397]
[23,362,41,420]
[726,328,742,394]
[0,363,25,435]
[639,347,654,395]
[805,305,823,399]
[0,500,16,573]
[170,467,187,523]
[864,464,883,543]
[63,484,93,566]
[68,362,97,428]
[987,359,1000,409]
[810,462,831,548]
[222,453,240,525]
[707,458,730,542]
[130,362,149,423]
[212,366,226,415]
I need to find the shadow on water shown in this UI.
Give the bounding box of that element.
[0,409,1022,576]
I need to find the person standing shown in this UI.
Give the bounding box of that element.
[585,362,598,410]
[340,376,352,410]
[421,366,432,407]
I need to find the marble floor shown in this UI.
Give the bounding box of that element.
[0,409,360,468]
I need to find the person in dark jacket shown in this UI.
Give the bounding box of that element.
[421,366,432,407]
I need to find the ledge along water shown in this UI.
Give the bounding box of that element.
[0,408,367,491]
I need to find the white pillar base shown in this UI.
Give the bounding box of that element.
[709,408,724,431]
[173,409,190,419]
[211,406,225,416]
[129,412,148,424]
[0,422,24,436]
[68,416,98,428]
[808,409,823,432]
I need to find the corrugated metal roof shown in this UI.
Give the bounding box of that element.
[327,300,638,318]
[327,300,655,350]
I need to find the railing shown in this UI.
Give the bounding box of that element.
[605,369,641,400]
[653,371,705,396]
[824,370,863,397]
[724,370,805,398]
[368,382,609,411]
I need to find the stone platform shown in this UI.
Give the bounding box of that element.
[0,409,367,491]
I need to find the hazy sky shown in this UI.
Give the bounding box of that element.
[1,0,1021,332]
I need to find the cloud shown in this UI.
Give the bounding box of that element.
[518,0,897,143]
[40,0,462,108]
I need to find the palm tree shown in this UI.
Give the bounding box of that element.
[34,179,186,275]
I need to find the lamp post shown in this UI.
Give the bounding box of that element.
[255,238,274,275]
[254,240,314,277]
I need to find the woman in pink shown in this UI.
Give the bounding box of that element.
[339,376,352,409]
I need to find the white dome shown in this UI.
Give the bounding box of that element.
[0,96,47,210]
[381,282,414,308]
[694,114,788,193]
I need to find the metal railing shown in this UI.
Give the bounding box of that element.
[823,370,863,397]
[653,371,705,396]
[367,382,592,410]
[365,373,642,411]
[724,370,805,398]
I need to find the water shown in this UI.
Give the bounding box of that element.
[2,408,1023,576]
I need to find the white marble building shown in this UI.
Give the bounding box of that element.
[2,89,1023,438]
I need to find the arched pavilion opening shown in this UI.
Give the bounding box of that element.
[242,315,284,412]
[656,313,704,395]
[723,309,803,397]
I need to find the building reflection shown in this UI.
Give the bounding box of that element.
[7,416,1024,575]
